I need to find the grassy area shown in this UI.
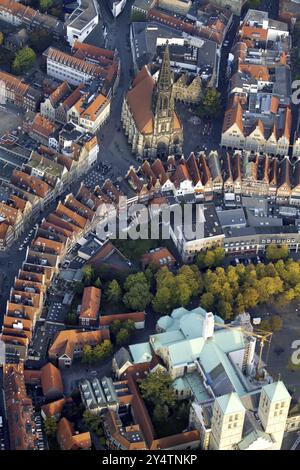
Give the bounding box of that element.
[113,238,160,263]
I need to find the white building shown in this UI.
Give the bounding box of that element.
[66,0,99,46]
[67,93,111,134]
[169,203,225,262]
[109,0,127,17]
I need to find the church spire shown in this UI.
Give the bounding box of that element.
[157,41,172,92]
[153,41,174,120]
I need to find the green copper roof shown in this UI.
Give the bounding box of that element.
[237,430,273,450]
[129,342,152,364]
[216,392,245,415]
[263,381,291,403]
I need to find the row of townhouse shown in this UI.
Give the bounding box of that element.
[122,151,300,206]
[0,128,99,250]
[0,70,42,111]
[221,10,295,156]
[0,195,32,250]
[0,0,65,39]
[0,0,100,46]
[40,79,111,134]
[0,176,129,362]
[3,363,40,450]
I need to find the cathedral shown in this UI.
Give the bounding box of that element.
[121,44,183,159]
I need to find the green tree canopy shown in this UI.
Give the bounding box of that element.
[116,328,131,346]
[139,371,176,409]
[196,88,222,119]
[40,0,54,12]
[12,47,36,75]
[123,272,152,311]
[44,417,57,438]
[106,279,122,305]
[29,29,53,53]
[266,244,289,262]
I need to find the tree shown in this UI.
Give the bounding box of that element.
[12,47,36,75]
[261,315,283,333]
[29,29,53,53]
[256,277,283,303]
[266,244,289,262]
[82,344,93,364]
[153,403,169,424]
[124,319,135,334]
[93,340,113,361]
[242,287,259,309]
[116,328,131,346]
[106,279,122,305]
[123,272,152,311]
[200,292,215,311]
[82,264,94,285]
[73,282,84,295]
[217,300,232,320]
[197,88,222,119]
[152,286,173,314]
[177,265,203,296]
[94,277,102,289]
[110,320,122,336]
[139,371,176,409]
[196,248,225,269]
[44,417,57,438]
[214,247,226,266]
[83,411,102,433]
[65,311,77,325]
[40,0,53,12]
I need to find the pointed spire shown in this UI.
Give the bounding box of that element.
[157,41,172,92]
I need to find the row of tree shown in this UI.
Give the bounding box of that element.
[77,245,300,321]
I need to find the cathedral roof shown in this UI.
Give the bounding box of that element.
[127,66,155,135]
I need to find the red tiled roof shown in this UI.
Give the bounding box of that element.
[99,311,145,327]
[79,286,101,321]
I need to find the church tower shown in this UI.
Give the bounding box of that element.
[258,381,291,450]
[153,42,174,132]
[210,392,246,450]
[151,42,182,157]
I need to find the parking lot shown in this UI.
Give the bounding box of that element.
[0,105,23,134]
[18,224,39,253]
[47,301,67,323]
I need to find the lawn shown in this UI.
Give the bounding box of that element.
[113,238,160,263]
